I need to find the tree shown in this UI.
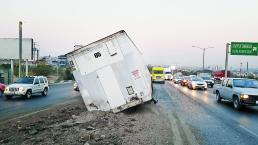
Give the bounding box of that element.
[31,64,54,76]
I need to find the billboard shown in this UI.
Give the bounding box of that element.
[0,38,33,60]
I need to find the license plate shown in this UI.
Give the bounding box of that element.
[156,76,161,79]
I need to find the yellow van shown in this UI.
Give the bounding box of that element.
[151,67,165,83]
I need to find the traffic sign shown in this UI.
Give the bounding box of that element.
[231,42,258,56]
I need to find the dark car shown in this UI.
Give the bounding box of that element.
[201,76,214,88]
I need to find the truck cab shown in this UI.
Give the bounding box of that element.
[151,67,165,83]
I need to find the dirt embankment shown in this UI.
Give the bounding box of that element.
[0,99,173,145]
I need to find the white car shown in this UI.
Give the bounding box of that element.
[188,77,207,90]
[4,76,49,99]
[214,78,258,110]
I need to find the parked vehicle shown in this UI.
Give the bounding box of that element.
[181,76,191,86]
[200,76,214,88]
[4,76,49,99]
[73,82,79,91]
[152,67,165,83]
[188,77,207,90]
[213,78,258,110]
[65,30,153,113]
[0,83,6,97]
[173,76,182,84]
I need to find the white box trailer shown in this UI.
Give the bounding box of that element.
[65,30,153,113]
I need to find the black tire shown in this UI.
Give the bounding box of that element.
[233,96,242,110]
[42,88,48,96]
[5,95,12,100]
[25,90,32,99]
[216,91,221,103]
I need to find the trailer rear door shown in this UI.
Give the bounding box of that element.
[97,66,126,109]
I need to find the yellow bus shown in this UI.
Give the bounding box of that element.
[151,67,165,83]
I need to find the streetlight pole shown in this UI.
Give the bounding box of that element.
[19,21,22,78]
[192,45,213,71]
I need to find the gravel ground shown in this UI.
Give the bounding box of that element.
[0,98,173,145]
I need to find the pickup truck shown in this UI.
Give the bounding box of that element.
[213,78,258,110]
[4,76,49,99]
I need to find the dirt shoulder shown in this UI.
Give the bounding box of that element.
[0,98,174,145]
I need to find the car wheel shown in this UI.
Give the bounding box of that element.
[233,96,241,110]
[42,88,48,96]
[216,91,221,103]
[25,90,32,99]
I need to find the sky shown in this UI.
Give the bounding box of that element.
[1,0,258,69]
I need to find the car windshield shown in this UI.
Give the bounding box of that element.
[192,77,203,81]
[15,77,34,84]
[165,72,171,74]
[153,70,163,74]
[202,77,211,80]
[233,79,258,88]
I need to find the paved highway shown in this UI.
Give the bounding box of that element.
[154,81,258,145]
[0,83,80,121]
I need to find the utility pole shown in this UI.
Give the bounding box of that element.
[240,62,243,78]
[192,45,213,71]
[19,21,22,78]
[225,43,230,78]
[246,62,249,73]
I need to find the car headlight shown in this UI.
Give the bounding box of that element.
[19,87,25,92]
[240,94,249,99]
[204,83,208,87]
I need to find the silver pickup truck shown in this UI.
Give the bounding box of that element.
[213,78,258,110]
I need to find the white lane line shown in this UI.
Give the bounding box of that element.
[239,125,258,138]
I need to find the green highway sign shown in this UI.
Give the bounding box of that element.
[231,42,258,56]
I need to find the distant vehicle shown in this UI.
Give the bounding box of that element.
[152,67,165,83]
[164,72,173,80]
[200,76,214,88]
[0,83,6,97]
[188,77,207,90]
[73,82,79,91]
[4,76,49,99]
[189,75,197,78]
[213,78,258,110]
[164,68,173,80]
[213,70,231,81]
[173,76,182,84]
[181,76,191,86]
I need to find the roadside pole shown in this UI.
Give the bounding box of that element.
[19,21,22,78]
[25,59,28,76]
[225,43,230,78]
[10,59,14,83]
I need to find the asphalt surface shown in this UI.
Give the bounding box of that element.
[154,81,258,145]
[0,83,80,121]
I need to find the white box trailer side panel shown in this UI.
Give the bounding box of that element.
[66,30,152,112]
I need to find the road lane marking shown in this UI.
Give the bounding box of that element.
[239,125,258,138]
